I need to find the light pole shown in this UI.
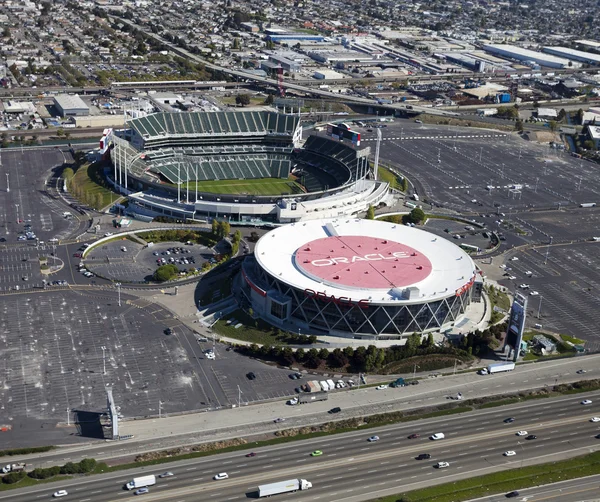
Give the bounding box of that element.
[159,400,163,419]
[5,172,8,193]
[67,408,70,426]
[237,385,242,408]
[413,364,419,379]
[537,296,543,319]
[101,346,107,375]
[453,359,458,375]
[116,283,121,307]
[15,203,18,223]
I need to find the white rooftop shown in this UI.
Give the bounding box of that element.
[254,219,477,305]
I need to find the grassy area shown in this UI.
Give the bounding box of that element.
[213,309,287,345]
[179,177,303,196]
[71,162,117,210]
[0,475,72,492]
[562,334,585,345]
[369,450,600,502]
[486,285,511,311]
[377,166,403,191]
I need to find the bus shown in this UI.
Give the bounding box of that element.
[459,243,481,253]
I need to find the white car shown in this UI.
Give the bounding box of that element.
[214,473,229,480]
[516,431,528,436]
[519,284,530,289]
[376,385,388,390]
[367,435,380,442]
[504,451,516,457]
[287,398,299,405]
[510,257,519,261]
[529,291,539,296]
[591,417,600,423]
[430,433,445,440]
[206,352,216,360]
[53,491,68,498]
[437,461,450,468]
[525,271,533,276]
[582,400,593,405]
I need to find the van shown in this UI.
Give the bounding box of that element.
[430,433,445,440]
[534,323,543,329]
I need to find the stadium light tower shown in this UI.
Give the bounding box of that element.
[373,128,382,182]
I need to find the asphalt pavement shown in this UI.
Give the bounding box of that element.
[4,390,600,502]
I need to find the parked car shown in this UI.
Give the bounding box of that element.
[246,372,256,380]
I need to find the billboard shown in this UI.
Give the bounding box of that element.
[326,124,361,146]
[504,293,527,361]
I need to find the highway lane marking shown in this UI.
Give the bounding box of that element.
[296,459,307,462]
[223,461,232,464]
[262,465,273,468]
[192,478,203,481]
[347,467,358,471]
[230,471,240,475]
[380,461,390,464]
[315,473,326,477]
[235,464,246,467]
[90,491,102,494]
[80,499,90,502]
[332,476,344,480]
[186,467,197,471]
[368,470,378,473]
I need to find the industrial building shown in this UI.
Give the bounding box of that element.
[53,94,89,117]
[542,46,600,66]
[482,44,579,69]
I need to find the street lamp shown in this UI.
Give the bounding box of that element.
[116,283,121,307]
[101,346,107,375]
[413,364,420,379]
[67,408,70,426]
[5,172,8,193]
[537,296,543,319]
[158,400,163,419]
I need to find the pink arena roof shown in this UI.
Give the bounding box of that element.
[295,236,432,289]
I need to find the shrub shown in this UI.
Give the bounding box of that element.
[78,458,96,473]
[2,471,26,484]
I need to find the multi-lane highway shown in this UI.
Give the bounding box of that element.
[5,391,600,502]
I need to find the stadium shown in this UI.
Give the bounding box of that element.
[241,219,483,340]
[102,110,391,224]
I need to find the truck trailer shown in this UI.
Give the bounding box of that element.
[258,478,312,497]
[299,391,328,404]
[306,381,321,392]
[1,463,26,473]
[479,362,515,375]
[125,474,156,490]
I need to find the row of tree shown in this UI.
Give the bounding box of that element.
[2,458,96,485]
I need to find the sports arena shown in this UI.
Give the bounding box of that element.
[241,219,483,340]
[102,110,391,223]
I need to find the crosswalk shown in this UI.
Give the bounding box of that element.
[362,134,507,142]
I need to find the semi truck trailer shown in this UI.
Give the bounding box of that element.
[125,475,156,490]
[298,391,328,404]
[478,362,515,375]
[258,478,312,497]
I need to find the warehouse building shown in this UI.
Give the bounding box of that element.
[482,44,579,69]
[542,46,600,66]
[53,94,89,117]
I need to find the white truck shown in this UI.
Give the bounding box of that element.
[1,463,26,473]
[479,362,515,375]
[326,379,335,390]
[258,478,312,498]
[125,474,156,490]
[319,380,330,391]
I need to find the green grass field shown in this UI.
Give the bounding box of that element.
[179,178,304,196]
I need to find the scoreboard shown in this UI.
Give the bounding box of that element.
[326,124,361,146]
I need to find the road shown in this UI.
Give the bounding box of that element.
[4,391,600,502]
[468,474,600,502]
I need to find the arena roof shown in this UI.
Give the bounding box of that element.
[254,219,476,305]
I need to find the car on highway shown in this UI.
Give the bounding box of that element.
[367,435,380,442]
[134,488,149,495]
[328,407,342,414]
[436,461,450,468]
[158,472,174,478]
[516,431,528,436]
[274,417,285,423]
[581,399,593,405]
[310,450,323,456]
[430,433,445,440]
[591,417,600,423]
[505,491,520,498]
[595,434,600,439]
[408,433,420,439]
[503,451,516,457]
[416,453,431,460]
[245,452,256,457]
[53,491,68,498]
[375,384,388,390]
[526,435,537,440]
[214,473,229,480]
[287,398,299,406]
[503,417,515,423]
[577,369,587,374]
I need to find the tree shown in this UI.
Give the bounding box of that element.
[365,205,375,219]
[409,207,425,224]
[295,347,305,362]
[233,229,242,243]
[235,93,251,107]
[212,219,219,236]
[154,264,179,282]
[318,348,330,360]
[264,94,274,105]
[548,120,558,132]
[56,128,65,138]
[514,119,524,133]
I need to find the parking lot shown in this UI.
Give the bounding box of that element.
[496,241,600,348]
[367,121,600,213]
[84,240,212,282]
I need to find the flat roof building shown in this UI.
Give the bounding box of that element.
[53,94,89,117]
[543,46,600,66]
[483,44,579,69]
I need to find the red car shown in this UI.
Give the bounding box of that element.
[408,434,420,439]
[245,452,256,457]
[73,252,82,258]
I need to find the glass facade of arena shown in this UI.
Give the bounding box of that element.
[242,258,472,339]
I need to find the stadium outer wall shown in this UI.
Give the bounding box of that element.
[240,218,484,341]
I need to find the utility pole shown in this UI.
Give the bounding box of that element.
[101,346,107,375]
[159,400,163,419]
[116,283,121,307]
